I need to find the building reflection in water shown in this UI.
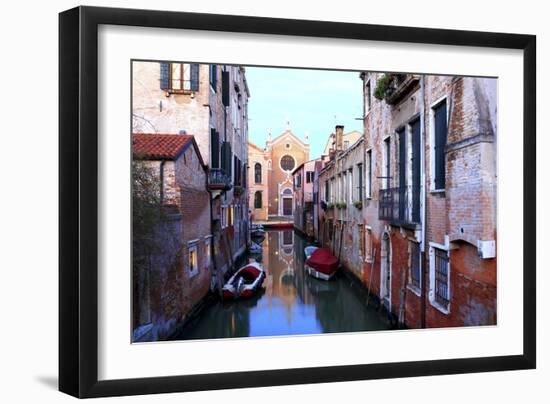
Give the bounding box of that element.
[174,229,388,341]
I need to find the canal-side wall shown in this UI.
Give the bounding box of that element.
[357,73,497,329]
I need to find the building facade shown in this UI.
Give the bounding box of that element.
[132,134,212,342]
[292,159,321,238]
[355,72,497,328]
[318,126,368,279]
[314,74,497,329]
[132,61,251,282]
[248,129,310,221]
[248,142,270,221]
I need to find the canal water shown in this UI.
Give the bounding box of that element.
[174,229,390,340]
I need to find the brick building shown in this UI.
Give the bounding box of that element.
[248,129,309,221]
[132,61,251,282]
[318,126,368,279]
[132,134,212,341]
[292,159,320,238]
[354,72,497,328]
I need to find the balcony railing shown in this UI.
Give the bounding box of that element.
[379,185,421,226]
[208,168,232,191]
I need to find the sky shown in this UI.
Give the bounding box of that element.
[245,66,363,160]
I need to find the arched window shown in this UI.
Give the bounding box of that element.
[254,163,262,183]
[280,155,295,171]
[254,191,262,209]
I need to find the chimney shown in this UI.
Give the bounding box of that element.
[335,125,344,152]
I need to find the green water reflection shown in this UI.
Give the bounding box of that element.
[174,229,389,340]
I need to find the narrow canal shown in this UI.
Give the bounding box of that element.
[174,229,390,340]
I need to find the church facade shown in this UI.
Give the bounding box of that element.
[248,129,309,221]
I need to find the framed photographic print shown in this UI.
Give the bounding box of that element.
[59,6,536,398]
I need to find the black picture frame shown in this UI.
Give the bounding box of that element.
[59,5,536,398]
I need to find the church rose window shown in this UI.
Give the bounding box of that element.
[280,155,295,171]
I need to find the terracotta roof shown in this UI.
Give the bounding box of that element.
[132,133,194,160]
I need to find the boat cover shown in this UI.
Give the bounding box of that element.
[238,265,262,282]
[306,248,338,275]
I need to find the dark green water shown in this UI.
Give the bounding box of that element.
[173,229,389,340]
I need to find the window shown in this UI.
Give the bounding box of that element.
[324,180,330,202]
[254,191,262,209]
[254,163,262,183]
[433,100,448,190]
[209,64,217,91]
[409,242,421,293]
[295,174,302,188]
[365,149,372,198]
[344,140,350,150]
[357,163,363,202]
[221,207,226,228]
[341,173,346,203]
[205,237,212,268]
[280,155,295,171]
[364,80,372,115]
[411,118,421,222]
[429,245,450,313]
[210,129,220,168]
[383,137,391,189]
[330,177,335,202]
[306,171,314,183]
[188,244,199,277]
[365,227,372,261]
[348,169,353,204]
[358,224,365,257]
[160,62,199,93]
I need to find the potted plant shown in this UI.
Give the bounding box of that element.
[354,200,363,209]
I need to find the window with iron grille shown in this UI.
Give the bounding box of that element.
[434,248,450,309]
[410,242,421,291]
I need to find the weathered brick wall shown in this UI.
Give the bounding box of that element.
[358,72,497,328]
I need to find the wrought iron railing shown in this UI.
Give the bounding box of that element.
[208,168,232,191]
[378,185,420,225]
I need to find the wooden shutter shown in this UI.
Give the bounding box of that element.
[398,127,407,188]
[434,101,447,190]
[210,129,219,168]
[190,64,200,92]
[160,62,170,90]
[411,119,421,222]
[222,71,230,107]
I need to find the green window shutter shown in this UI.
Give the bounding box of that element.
[190,64,200,92]
[210,129,219,168]
[160,62,170,90]
[222,71,230,107]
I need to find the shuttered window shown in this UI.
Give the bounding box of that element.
[210,64,217,91]
[222,71,230,107]
[159,62,199,93]
[221,141,232,177]
[210,129,220,168]
[434,100,448,190]
[411,118,421,222]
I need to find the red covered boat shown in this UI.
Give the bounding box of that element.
[222,262,265,299]
[305,248,338,280]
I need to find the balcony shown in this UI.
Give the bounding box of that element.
[379,185,421,227]
[377,74,420,105]
[208,168,232,191]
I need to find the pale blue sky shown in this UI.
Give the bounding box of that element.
[245,66,363,159]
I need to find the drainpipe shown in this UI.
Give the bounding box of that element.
[420,76,427,328]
